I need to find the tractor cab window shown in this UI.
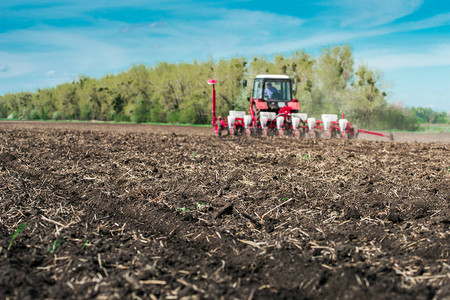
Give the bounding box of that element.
[263,80,292,101]
[252,79,263,99]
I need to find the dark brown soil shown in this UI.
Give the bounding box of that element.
[0,122,449,299]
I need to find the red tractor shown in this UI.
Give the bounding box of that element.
[209,75,392,140]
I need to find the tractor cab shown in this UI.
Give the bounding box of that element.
[252,74,296,113]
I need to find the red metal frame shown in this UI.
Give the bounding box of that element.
[287,99,300,110]
[358,129,392,139]
[250,97,256,127]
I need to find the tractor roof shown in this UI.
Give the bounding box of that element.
[255,74,290,79]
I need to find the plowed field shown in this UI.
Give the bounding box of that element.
[0,122,449,299]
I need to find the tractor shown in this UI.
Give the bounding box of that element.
[208,75,392,140]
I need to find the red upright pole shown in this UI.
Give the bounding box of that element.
[208,79,217,126]
[212,84,216,126]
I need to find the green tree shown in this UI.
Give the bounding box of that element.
[214,58,247,118]
[344,65,387,128]
[150,98,165,122]
[0,95,9,118]
[289,51,318,116]
[248,56,276,78]
[131,93,150,123]
[35,88,57,120]
[54,82,80,120]
[315,45,354,115]
[410,107,448,124]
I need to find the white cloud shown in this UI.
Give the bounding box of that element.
[360,44,450,69]
[120,21,168,34]
[149,21,168,28]
[90,8,306,60]
[0,64,10,72]
[0,53,35,78]
[391,12,450,32]
[319,0,423,28]
[0,5,307,93]
[0,27,131,73]
[248,10,450,57]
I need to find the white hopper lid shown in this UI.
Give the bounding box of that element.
[292,113,308,121]
[229,111,245,118]
[321,114,338,122]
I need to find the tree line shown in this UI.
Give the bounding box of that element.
[0,45,446,130]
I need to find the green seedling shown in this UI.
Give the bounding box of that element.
[301,153,326,162]
[81,240,89,249]
[178,207,192,212]
[196,202,206,211]
[301,154,314,162]
[278,198,289,202]
[8,222,26,251]
[193,150,198,158]
[48,236,68,253]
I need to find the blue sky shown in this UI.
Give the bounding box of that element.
[1,0,449,111]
